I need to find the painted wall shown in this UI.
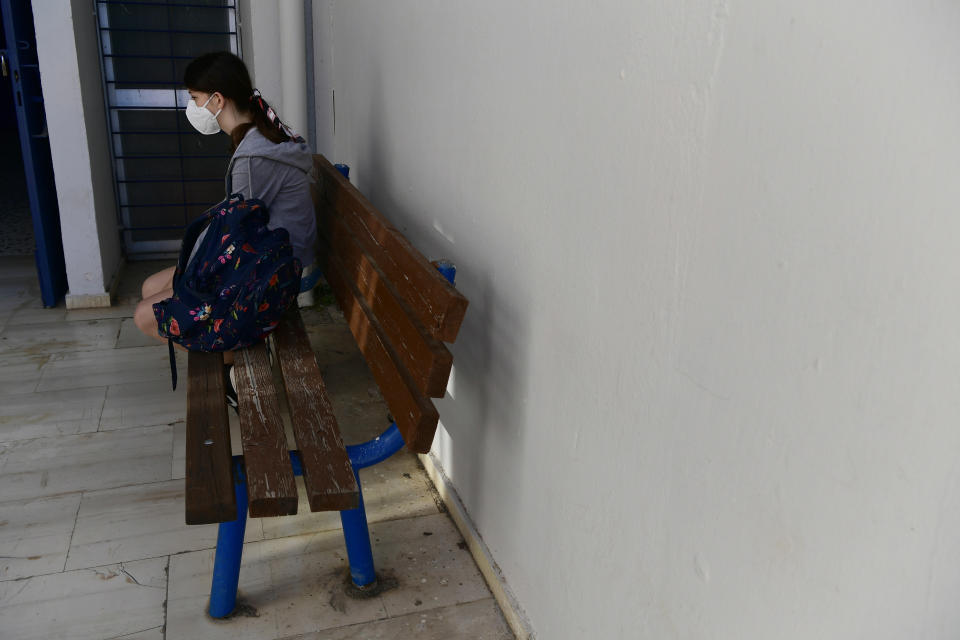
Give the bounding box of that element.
[313,2,960,638]
[33,0,120,305]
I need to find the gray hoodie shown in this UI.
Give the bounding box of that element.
[190,127,317,267]
[227,128,317,267]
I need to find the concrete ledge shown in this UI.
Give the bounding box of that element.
[65,292,112,309]
[419,452,535,640]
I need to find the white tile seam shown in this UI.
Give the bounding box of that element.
[0,421,172,445]
[0,466,173,507]
[61,549,214,576]
[95,386,109,432]
[103,624,165,640]
[62,492,85,573]
[163,555,170,640]
[0,489,85,508]
[113,320,123,349]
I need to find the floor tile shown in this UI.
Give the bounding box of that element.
[100,380,185,431]
[36,345,185,392]
[115,317,161,349]
[0,256,37,281]
[0,352,50,394]
[282,598,514,640]
[0,318,122,355]
[5,305,67,326]
[167,531,388,639]
[66,305,136,322]
[260,453,438,541]
[0,493,82,581]
[371,514,491,618]
[0,425,173,501]
[0,386,106,442]
[0,557,167,640]
[66,479,263,571]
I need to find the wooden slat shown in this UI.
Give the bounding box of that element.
[234,343,299,517]
[313,154,469,343]
[185,351,236,525]
[273,309,359,512]
[323,254,441,453]
[316,217,453,397]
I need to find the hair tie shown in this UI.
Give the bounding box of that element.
[250,88,304,143]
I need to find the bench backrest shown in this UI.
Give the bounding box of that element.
[312,155,469,453]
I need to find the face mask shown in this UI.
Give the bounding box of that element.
[185,94,222,135]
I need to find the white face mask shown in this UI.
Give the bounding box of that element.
[185,94,222,135]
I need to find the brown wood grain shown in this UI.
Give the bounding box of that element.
[185,351,236,524]
[273,309,359,511]
[234,343,299,517]
[322,255,441,453]
[315,217,453,397]
[313,154,469,343]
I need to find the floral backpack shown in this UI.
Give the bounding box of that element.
[153,194,302,389]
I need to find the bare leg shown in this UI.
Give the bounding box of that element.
[142,266,176,300]
[134,289,180,346]
[136,267,181,347]
[136,267,233,364]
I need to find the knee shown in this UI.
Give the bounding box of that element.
[134,300,156,334]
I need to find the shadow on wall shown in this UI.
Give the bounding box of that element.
[355,68,534,524]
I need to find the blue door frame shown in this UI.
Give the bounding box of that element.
[1,0,67,307]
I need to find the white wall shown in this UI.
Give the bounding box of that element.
[316,2,960,638]
[33,0,121,306]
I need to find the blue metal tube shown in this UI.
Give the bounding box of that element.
[299,268,324,294]
[346,423,405,470]
[339,470,376,588]
[288,449,303,476]
[336,423,406,588]
[434,259,456,285]
[208,457,248,618]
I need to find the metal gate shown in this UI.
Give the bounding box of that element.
[95,0,239,259]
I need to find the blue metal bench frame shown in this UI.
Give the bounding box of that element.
[206,163,456,618]
[208,425,407,618]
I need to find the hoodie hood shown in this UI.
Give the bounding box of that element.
[229,127,313,175]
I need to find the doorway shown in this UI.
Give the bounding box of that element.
[0,7,34,258]
[1,0,67,307]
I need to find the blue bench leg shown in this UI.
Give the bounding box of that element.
[339,423,407,590]
[209,458,248,618]
[340,470,377,588]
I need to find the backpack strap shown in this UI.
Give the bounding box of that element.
[174,209,215,290]
[168,339,178,391]
[166,203,222,390]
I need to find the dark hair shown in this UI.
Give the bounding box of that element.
[183,51,290,148]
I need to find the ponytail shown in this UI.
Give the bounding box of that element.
[231,89,303,148]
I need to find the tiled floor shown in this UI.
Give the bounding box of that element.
[0,256,512,639]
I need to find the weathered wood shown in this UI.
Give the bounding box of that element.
[313,154,469,343]
[316,218,453,397]
[185,351,236,525]
[234,343,299,517]
[274,309,359,511]
[323,255,441,453]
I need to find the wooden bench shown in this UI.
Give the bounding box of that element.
[185,154,469,618]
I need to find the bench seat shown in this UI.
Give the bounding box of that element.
[185,307,358,524]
